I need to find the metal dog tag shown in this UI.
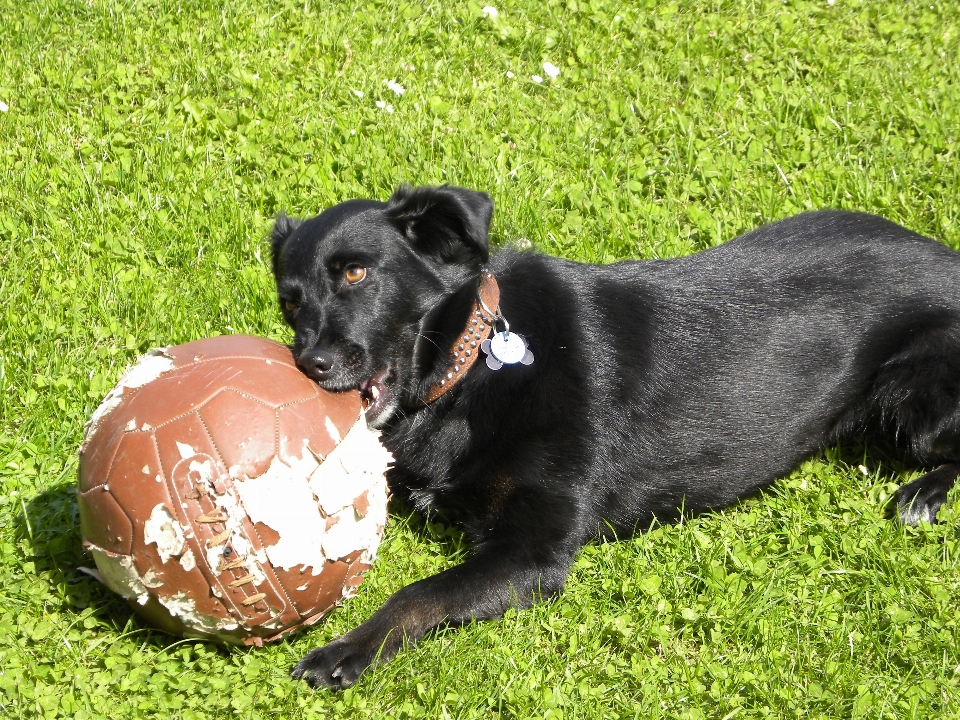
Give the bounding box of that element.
[491,332,526,363]
[481,332,534,370]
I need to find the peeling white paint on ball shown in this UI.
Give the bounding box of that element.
[310,418,392,516]
[179,548,197,572]
[89,546,150,605]
[144,504,187,563]
[232,417,391,572]
[89,548,248,643]
[321,502,379,561]
[273,436,324,479]
[158,592,241,637]
[188,456,216,485]
[324,416,342,443]
[234,455,328,574]
[81,349,175,449]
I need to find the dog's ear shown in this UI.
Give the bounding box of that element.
[270,213,301,277]
[385,185,493,263]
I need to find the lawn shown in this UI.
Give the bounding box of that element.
[2,0,959,717]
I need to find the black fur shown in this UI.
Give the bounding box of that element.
[273,185,960,689]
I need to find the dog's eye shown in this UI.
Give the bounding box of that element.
[344,265,367,285]
[284,300,297,313]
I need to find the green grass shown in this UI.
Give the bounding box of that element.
[2,0,960,717]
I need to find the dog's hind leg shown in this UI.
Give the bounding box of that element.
[894,464,960,525]
[867,328,960,524]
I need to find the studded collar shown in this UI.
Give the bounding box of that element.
[422,270,500,404]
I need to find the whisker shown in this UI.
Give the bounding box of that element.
[410,385,444,421]
[416,332,445,354]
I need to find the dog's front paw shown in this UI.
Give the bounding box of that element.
[291,636,380,690]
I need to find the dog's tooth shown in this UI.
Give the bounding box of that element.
[371,385,380,400]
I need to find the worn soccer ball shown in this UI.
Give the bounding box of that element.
[77,335,392,646]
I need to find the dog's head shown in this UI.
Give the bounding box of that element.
[271,185,493,428]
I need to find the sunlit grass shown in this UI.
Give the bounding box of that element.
[1,0,959,717]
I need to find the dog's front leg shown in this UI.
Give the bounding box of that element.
[291,541,575,689]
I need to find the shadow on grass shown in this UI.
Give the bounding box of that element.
[16,479,463,655]
[386,494,470,558]
[615,441,930,537]
[17,479,235,656]
[825,441,929,519]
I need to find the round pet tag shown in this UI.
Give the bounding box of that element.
[490,332,527,364]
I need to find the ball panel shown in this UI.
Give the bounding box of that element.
[276,396,347,462]
[114,368,222,432]
[78,487,134,555]
[190,357,319,409]
[346,556,373,589]
[252,521,280,546]
[163,453,286,626]
[80,350,175,459]
[152,451,303,640]
[78,423,123,492]
[153,412,226,486]
[342,550,374,602]
[270,563,333,618]
[258,557,353,643]
[115,356,298,432]
[106,432,169,529]
[198,390,279,480]
[320,392,366,445]
[130,500,232,631]
[168,335,297,368]
[296,558,351,616]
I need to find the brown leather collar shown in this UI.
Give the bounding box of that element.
[422,270,500,404]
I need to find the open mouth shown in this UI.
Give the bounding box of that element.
[358,366,393,421]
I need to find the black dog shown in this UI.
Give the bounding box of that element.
[271,185,959,689]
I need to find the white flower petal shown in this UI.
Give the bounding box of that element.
[543,62,560,79]
[481,6,498,19]
[353,90,364,98]
[531,75,543,83]
[506,71,515,78]
[385,80,405,96]
[375,100,386,109]
[0,100,8,113]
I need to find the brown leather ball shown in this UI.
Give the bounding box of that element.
[77,335,391,646]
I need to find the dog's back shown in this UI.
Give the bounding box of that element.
[481,211,960,531]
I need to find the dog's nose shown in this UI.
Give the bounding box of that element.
[298,347,335,380]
